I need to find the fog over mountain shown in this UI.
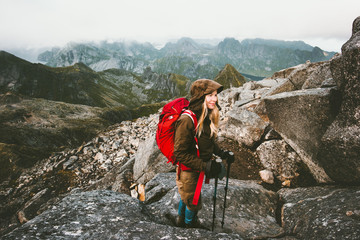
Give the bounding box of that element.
[1,0,357,54]
[34,37,335,80]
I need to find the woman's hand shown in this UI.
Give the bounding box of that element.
[219,150,235,164]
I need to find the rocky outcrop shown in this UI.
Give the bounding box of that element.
[133,133,175,184]
[286,61,329,89]
[279,185,360,239]
[318,16,360,184]
[4,174,360,240]
[4,189,243,240]
[263,88,340,183]
[0,115,157,235]
[218,17,360,186]
[3,176,282,240]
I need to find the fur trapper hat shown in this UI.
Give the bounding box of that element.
[188,79,223,114]
[190,79,223,102]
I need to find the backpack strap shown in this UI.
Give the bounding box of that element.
[180,110,207,206]
[181,110,199,158]
[181,110,198,130]
[193,171,205,205]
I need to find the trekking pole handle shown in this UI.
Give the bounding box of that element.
[227,151,234,165]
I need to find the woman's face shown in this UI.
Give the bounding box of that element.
[205,90,218,110]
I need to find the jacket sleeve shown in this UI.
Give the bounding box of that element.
[213,141,223,157]
[173,115,206,171]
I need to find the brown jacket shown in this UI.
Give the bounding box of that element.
[173,79,223,171]
[174,114,222,171]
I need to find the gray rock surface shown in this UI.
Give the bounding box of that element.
[222,108,269,148]
[133,134,175,184]
[5,174,360,240]
[301,61,332,89]
[264,88,340,183]
[287,61,326,89]
[4,176,284,240]
[279,185,360,239]
[146,174,283,239]
[256,140,310,185]
[3,190,243,240]
[318,16,360,184]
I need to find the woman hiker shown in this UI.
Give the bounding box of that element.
[174,79,233,228]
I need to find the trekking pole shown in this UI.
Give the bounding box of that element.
[211,176,218,232]
[221,152,234,228]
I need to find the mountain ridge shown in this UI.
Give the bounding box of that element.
[34,37,336,79]
[0,51,193,109]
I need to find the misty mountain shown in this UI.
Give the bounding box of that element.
[0,51,190,109]
[37,38,336,79]
[240,38,315,51]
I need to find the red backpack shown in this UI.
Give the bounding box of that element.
[156,97,198,165]
[155,97,206,206]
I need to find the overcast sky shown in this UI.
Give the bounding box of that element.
[0,0,359,53]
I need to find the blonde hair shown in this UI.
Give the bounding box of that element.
[196,100,220,138]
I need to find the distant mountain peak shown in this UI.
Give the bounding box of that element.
[33,37,336,79]
[214,63,246,89]
[161,37,201,53]
[241,38,314,51]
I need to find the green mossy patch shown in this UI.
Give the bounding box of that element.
[41,169,78,195]
[100,106,132,123]
[52,169,78,194]
[0,142,50,183]
[0,143,19,182]
[130,102,165,119]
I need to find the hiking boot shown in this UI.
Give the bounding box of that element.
[176,215,185,228]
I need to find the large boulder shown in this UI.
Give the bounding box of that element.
[279,185,360,239]
[318,16,360,184]
[301,61,332,89]
[269,60,332,90]
[86,157,134,194]
[287,61,327,89]
[264,88,341,183]
[256,139,316,186]
[261,78,296,98]
[221,108,269,148]
[144,172,177,204]
[133,134,175,184]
